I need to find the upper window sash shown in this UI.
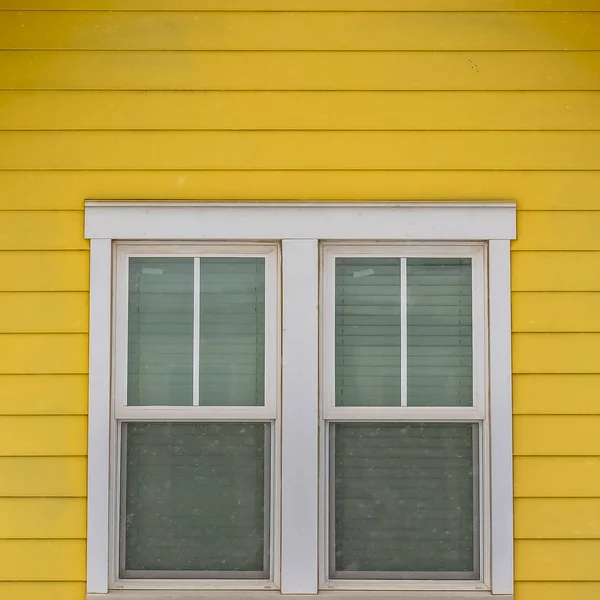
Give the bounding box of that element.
[321,243,487,421]
[113,242,280,421]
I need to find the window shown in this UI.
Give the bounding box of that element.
[112,244,280,585]
[321,245,486,583]
[86,203,515,597]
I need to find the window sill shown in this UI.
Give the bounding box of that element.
[88,591,513,600]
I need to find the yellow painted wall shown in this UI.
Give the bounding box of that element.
[0,2,599,599]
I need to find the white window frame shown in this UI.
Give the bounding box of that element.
[319,242,488,591]
[85,202,515,598]
[109,242,281,590]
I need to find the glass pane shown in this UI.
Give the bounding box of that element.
[199,258,265,406]
[407,258,473,406]
[335,258,401,406]
[128,258,194,406]
[331,422,478,578]
[122,422,269,578]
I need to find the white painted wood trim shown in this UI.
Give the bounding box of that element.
[85,202,516,241]
[488,240,514,596]
[87,238,113,594]
[281,240,319,595]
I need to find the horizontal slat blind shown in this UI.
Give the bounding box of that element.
[123,422,268,576]
[332,422,478,577]
[199,258,265,406]
[407,258,473,407]
[335,258,401,407]
[128,258,194,406]
[127,257,265,407]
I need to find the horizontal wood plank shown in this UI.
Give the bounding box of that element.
[516,540,600,581]
[0,540,85,581]
[2,51,599,91]
[0,416,86,456]
[0,583,85,600]
[515,212,600,251]
[516,583,600,600]
[0,252,89,292]
[0,293,88,334]
[513,293,600,332]
[512,252,600,292]
[513,333,600,373]
[3,1,599,10]
[0,334,88,374]
[0,457,86,496]
[2,91,600,131]
[515,457,600,497]
[516,499,600,539]
[0,212,86,250]
[2,131,600,170]
[514,374,600,414]
[1,171,600,210]
[0,375,87,415]
[0,498,85,538]
[2,12,599,51]
[514,415,600,455]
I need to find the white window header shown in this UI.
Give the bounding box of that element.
[84,202,516,241]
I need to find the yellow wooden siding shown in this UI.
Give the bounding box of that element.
[3,12,600,51]
[516,540,600,581]
[513,293,600,333]
[0,457,86,497]
[3,1,600,11]
[0,540,86,581]
[516,499,600,539]
[0,252,89,292]
[4,132,600,170]
[0,416,87,456]
[0,335,88,375]
[515,458,600,497]
[0,583,85,600]
[3,91,600,131]
[516,583,600,600]
[0,498,86,538]
[514,375,600,414]
[514,416,600,455]
[0,293,88,333]
[3,51,600,91]
[0,4,598,599]
[0,375,88,415]
[3,171,600,210]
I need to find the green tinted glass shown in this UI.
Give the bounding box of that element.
[127,257,265,406]
[122,422,270,578]
[407,258,473,407]
[331,422,478,578]
[335,258,401,406]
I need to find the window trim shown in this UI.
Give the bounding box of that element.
[319,243,489,589]
[108,243,281,590]
[85,202,515,596]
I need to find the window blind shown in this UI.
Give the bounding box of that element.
[335,257,473,407]
[122,422,269,577]
[332,422,478,578]
[127,257,265,407]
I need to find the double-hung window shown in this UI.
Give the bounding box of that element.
[321,244,486,583]
[86,202,515,597]
[112,244,279,584]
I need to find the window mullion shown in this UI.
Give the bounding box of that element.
[400,257,408,407]
[193,257,200,407]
